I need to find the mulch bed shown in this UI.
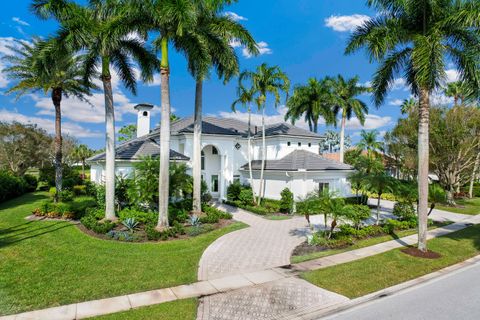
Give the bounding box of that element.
[401,247,442,259]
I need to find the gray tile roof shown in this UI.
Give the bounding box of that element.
[87,137,189,162]
[241,150,353,171]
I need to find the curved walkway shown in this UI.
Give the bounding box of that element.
[198,204,308,281]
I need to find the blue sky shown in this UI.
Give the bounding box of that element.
[0,0,457,149]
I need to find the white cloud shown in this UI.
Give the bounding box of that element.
[0,108,102,138]
[392,78,407,90]
[445,69,459,83]
[325,14,370,32]
[145,73,161,87]
[229,39,242,48]
[12,17,29,26]
[431,91,454,105]
[242,41,272,58]
[346,114,392,130]
[388,99,404,106]
[225,11,247,21]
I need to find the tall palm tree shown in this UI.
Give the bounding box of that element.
[33,0,157,220]
[3,37,94,202]
[346,0,480,252]
[232,81,257,203]
[444,81,466,107]
[285,77,335,133]
[329,75,369,163]
[240,64,290,203]
[72,144,94,179]
[324,130,340,153]
[179,2,257,213]
[357,130,382,158]
[400,98,417,115]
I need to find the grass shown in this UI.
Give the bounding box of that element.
[291,223,447,264]
[263,215,292,221]
[0,193,246,316]
[89,298,197,320]
[435,197,480,215]
[301,224,480,299]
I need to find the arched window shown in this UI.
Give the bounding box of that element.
[142,111,148,117]
[201,151,205,170]
[212,146,218,155]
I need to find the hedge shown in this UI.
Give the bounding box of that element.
[0,171,37,203]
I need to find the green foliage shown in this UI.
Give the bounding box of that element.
[343,205,371,228]
[429,183,447,204]
[118,124,137,142]
[393,201,416,221]
[39,164,82,189]
[0,171,28,203]
[118,208,157,225]
[73,185,87,195]
[238,189,254,206]
[199,205,233,224]
[59,190,74,202]
[23,174,38,192]
[80,209,116,234]
[227,180,243,201]
[279,188,294,213]
[122,218,139,232]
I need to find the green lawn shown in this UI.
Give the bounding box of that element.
[301,224,480,298]
[291,223,448,264]
[0,193,246,316]
[89,298,197,320]
[435,197,480,215]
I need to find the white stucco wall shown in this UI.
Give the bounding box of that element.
[90,161,135,184]
[251,136,321,160]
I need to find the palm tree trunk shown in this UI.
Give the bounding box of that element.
[339,111,346,163]
[101,57,116,221]
[247,105,256,204]
[157,38,171,230]
[52,88,63,203]
[192,79,203,213]
[417,88,430,252]
[469,151,480,198]
[376,195,381,224]
[258,105,266,204]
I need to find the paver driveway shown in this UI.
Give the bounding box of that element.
[198,204,308,281]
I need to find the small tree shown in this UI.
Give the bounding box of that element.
[279,188,294,213]
[296,192,321,226]
[343,204,371,229]
[364,173,397,224]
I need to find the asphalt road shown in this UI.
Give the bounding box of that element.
[321,262,480,320]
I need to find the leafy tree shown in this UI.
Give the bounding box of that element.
[329,75,369,163]
[72,144,94,179]
[279,188,294,213]
[3,37,95,202]
[33,0,158,218]
[240,64,290,203]
[0,122,52,175]
[346,0,480,252]
[118,125,137,142]
[285,77,335,133]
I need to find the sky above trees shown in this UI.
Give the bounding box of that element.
[0,0,460,149]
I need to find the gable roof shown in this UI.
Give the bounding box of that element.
[87,137,189,162]
[241,150,353,171]
[159,116,324,139]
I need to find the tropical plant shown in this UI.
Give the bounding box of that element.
[328,75,369,163]
[346,0,480,252]
[3,37,95,202]
[357,130,382,158]
[343,204,371,229]
[279,188,294,213]
[444,81,469,107]
[72,144,93,179]
[400,98,417,115]
[364,173,397,224]
[122,217,139,232]
[240,64,290,203]
[285,77,335,133]
[296,192,321,226]
[33,0,158,219]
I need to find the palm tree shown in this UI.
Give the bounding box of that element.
[346,0,480,252]
[72,144,94,179]
[324,130,340,153]
[329,75,369,163]
[3,38,94,202]
[364,173,396,224]
[232,82,257,203]
[240,64,290,203]
[444,81,467,107]
[33,0,157,220]
[400,98,417,115]
[179,2,257,213]
[357,130,382,159]
[285,78,335,133]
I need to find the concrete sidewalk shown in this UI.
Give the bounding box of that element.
[5,214,479,320]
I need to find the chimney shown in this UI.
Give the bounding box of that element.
[134,103,154,137]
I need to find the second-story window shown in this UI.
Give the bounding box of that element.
[287,142,291,146]
[308,143,311,147]
[298,142,302,146]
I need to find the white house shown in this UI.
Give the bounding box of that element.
[88,104,354,201]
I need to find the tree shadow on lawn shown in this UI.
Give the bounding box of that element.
[0,222,74,248]
[0,193,49,212]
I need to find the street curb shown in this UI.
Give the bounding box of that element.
[295,254,480,319]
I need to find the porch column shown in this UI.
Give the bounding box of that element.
[219,154,226,200]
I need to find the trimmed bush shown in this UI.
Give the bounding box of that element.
[343,204,371,228]
[80,208,116,234]
[0,171,28,203]
[73,185,87,195]
[279,188,294,213]
[118,208,157,225]
[227,180,243,201]
[393,201,416,221]
[239,189,254,206]
[23,174,38,192]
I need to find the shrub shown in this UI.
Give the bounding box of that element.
[80,209,116,234]
[0,171,28,203]
[119,208,157,225]
[23,174,38,192]
[69,197,97,218]
[383,218,417,234]
[168,206,189,225]
[279,188,294,213]
[49,187,57,198]
[145,224,178,241]
[227,180,243,201]
[107,230,134,242]
[393,201,416,221]
[39,164,82,189]
[239,189,254,206]
[73,185,87,195]
[59,190,74,202]
[122,218,139,232]
[343,205,371,228]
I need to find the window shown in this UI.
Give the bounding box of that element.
[287,142,291,146]
[318,182,329,193]
[308,143,311,147]
[212,146,218,155]
[201,151,205,170]
[233,175,240,183]
[211,175,219,192]
[298,142,302,147]
[142,111,148,117]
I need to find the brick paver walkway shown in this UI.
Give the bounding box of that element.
[198,204,308,280]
